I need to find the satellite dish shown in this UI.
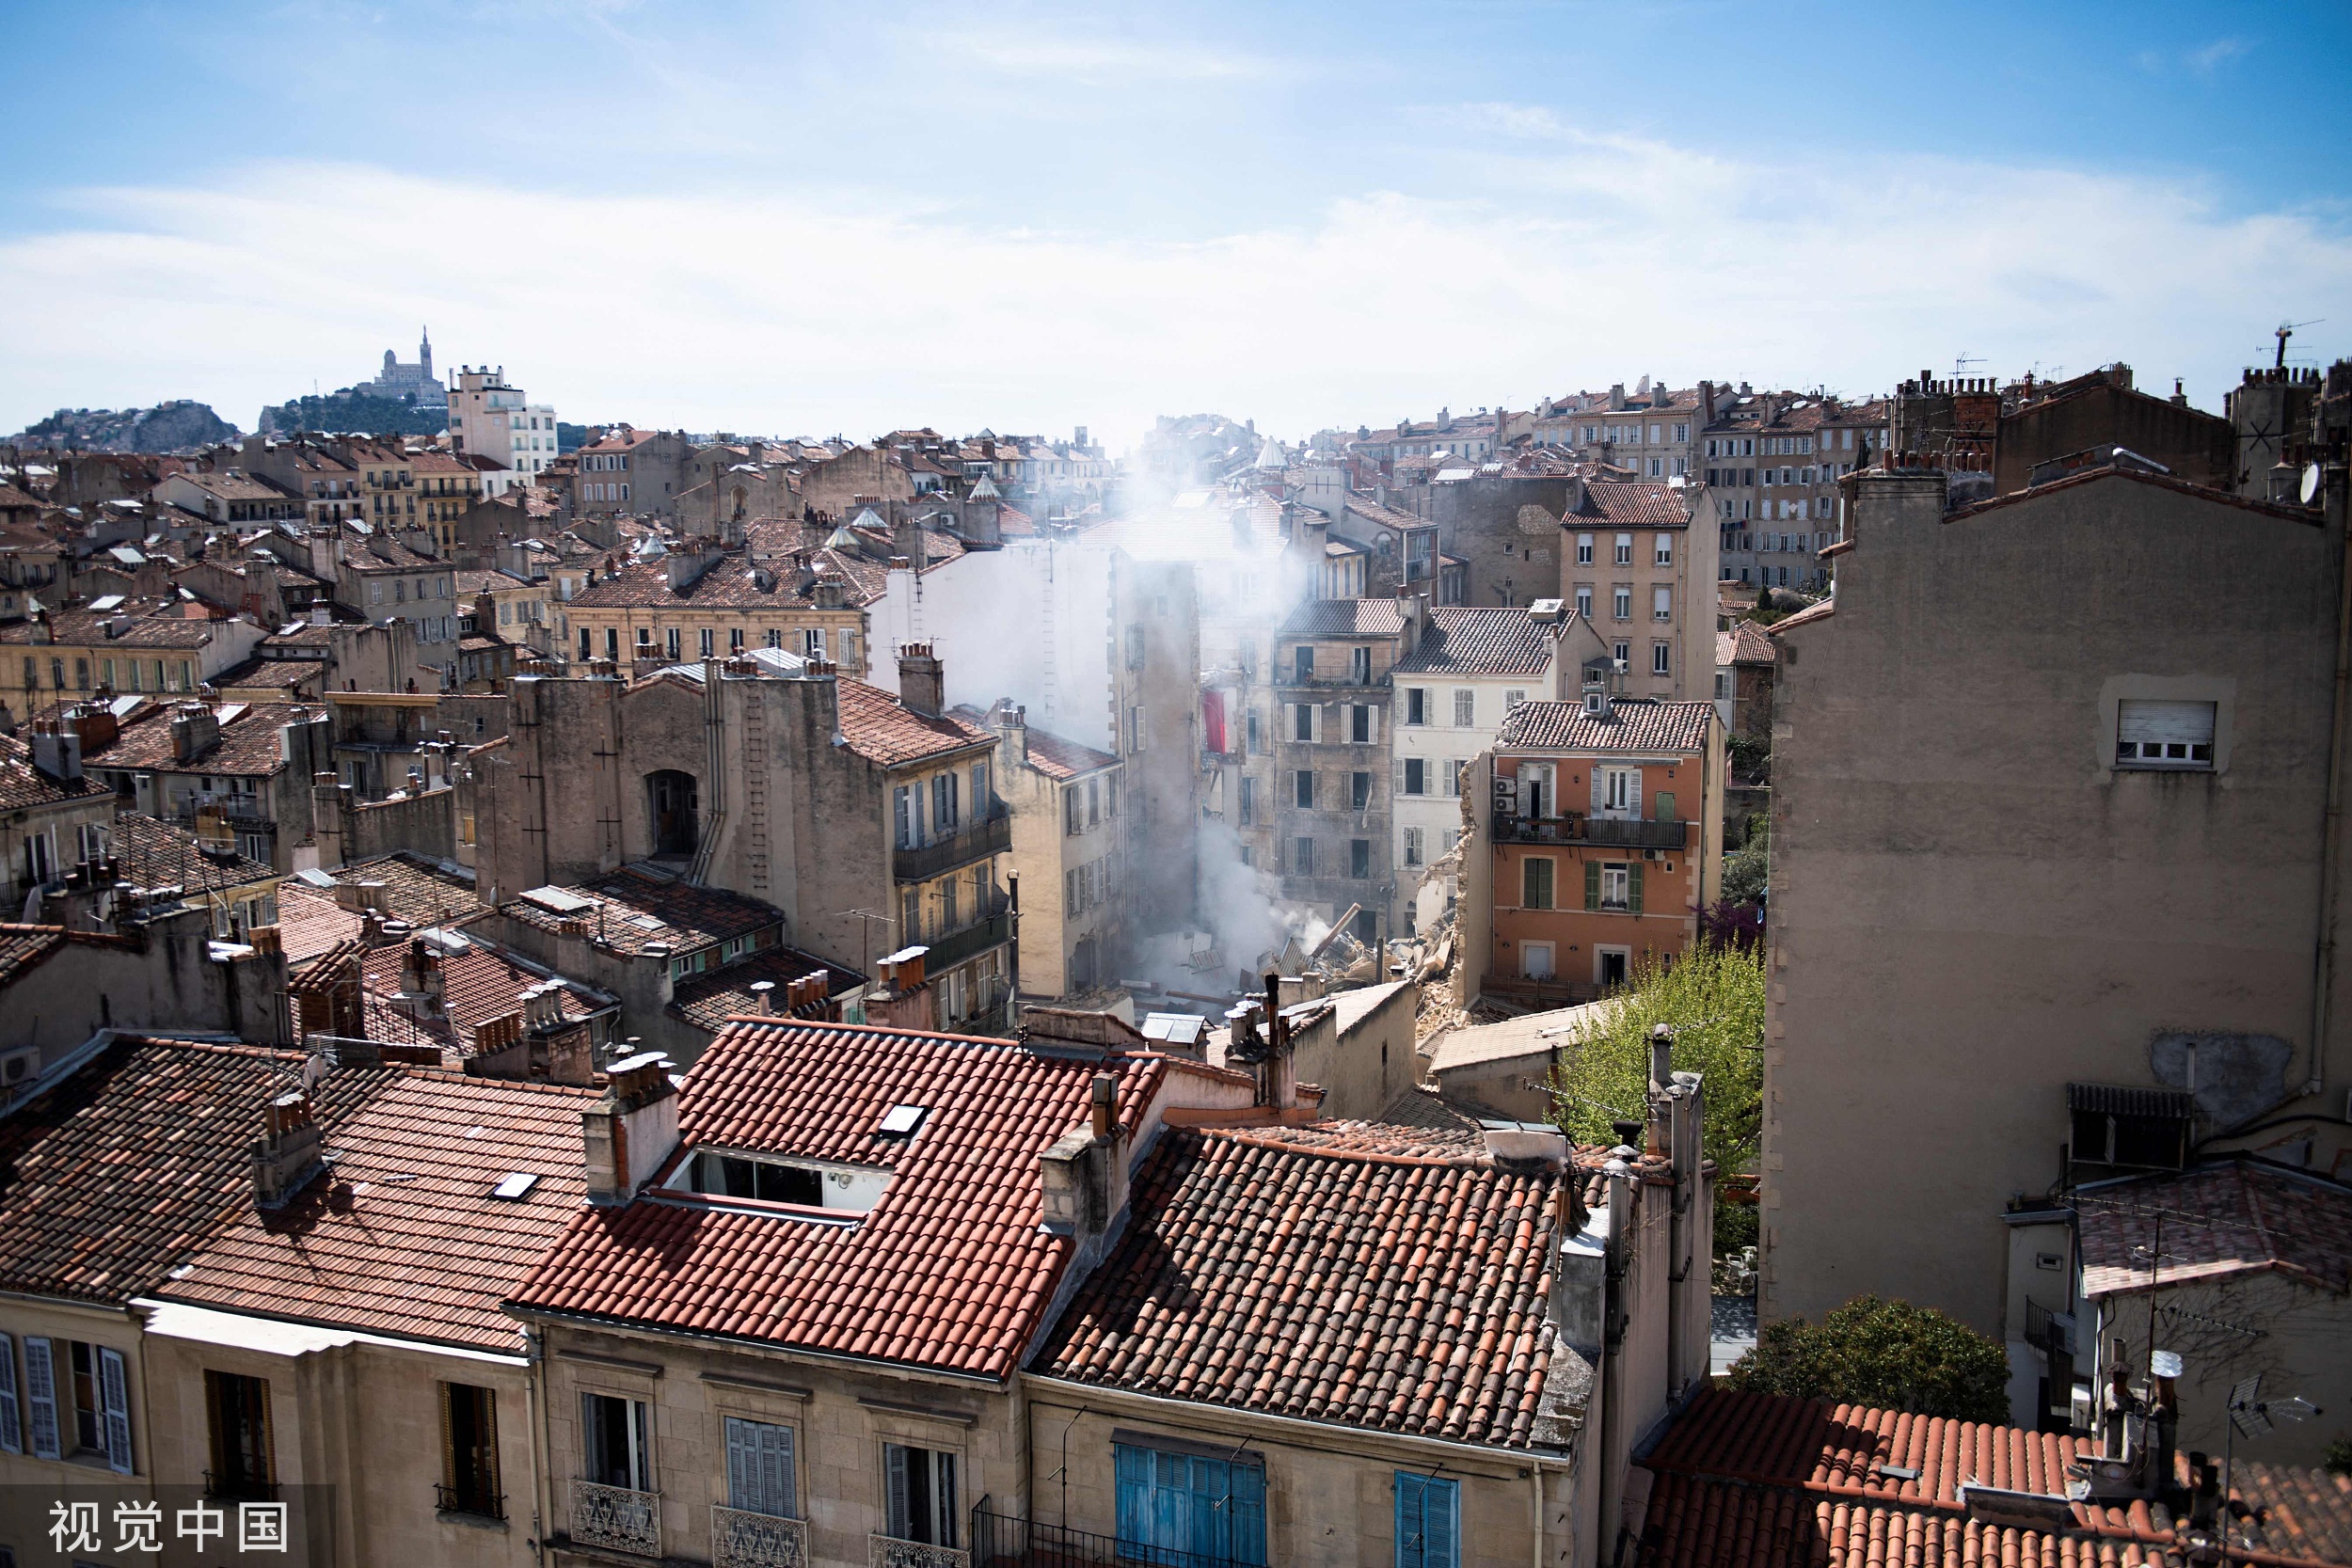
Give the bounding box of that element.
[2303,463,2323,505]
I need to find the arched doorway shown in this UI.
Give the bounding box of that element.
[645,770,699,858]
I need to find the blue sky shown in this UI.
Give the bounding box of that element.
[3,0,2347,449]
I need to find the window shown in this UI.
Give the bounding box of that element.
[1295,769,1315,809]
[1716,671,1732,701]
[2116,700,2217,769]
[1613,533,1632,565]
[1294,704,1315,743]
[1350,705,1373,744]
[1402,757,1426,795]
[1613,641,1629,669]
[933,769,960,832]
[1293,836,1314,875]
[1447,689,1472,727]
[1444,759,1463,798]
[440,1383,501,1517]
[1128,705,1147,752]
[1403,826,1423,866]
[1522,857,1554,910]
[581,1391,652,1493]
[1349,646,1372,684]
[1116,1444,1267,1567]
[663,627,679,659]
[1350,838,1372,878]
[1351,771,1372,810]
[884,1443,958,1546]
[1238,776,1255,825]
[1575,533,1594,565]
[205,1369,273,1497]
[2068,1084,2191,1169]
[20,1338,130,1472]
[1613,587,1631,621]
[1652,642,1672,675]
[1503,689,1527,712]
[901,888,920,941]
[1574,585,1593,618]
[1396,1472,1459,1568]
[1405,687,1427,725]
[896,785,919,848]
[1653,585,1673,622]
[1654,534,1673,566]
[725,1417,798,1520]
[1294,645,1314,682]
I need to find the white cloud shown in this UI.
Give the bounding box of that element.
[912,27,1277,81]
[3,141,2346,451]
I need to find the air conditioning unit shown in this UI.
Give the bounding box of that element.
[1,1049,36,1087]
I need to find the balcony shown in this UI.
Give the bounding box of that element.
[872,1535,971,1568]
[715,1507,807,1568]
[969,1508,1258,1568]
[895,810,1011,883]
[1493,813,1689,851]
[924,911,1013,974]
[572,1480,661,1557]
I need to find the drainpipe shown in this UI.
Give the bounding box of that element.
[1007,870,1021,1034]
[1594,1153,1633,1568]
[1528,1460,1544,1568]
[689,657,728,885]
[2309,471,2351,1099]
[525,1323,553,1563]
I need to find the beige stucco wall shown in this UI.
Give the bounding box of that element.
[1763,472,2352,1337]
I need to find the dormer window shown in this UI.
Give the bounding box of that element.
[686,1149,889,1213]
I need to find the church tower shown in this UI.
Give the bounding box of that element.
[419,325,434,382]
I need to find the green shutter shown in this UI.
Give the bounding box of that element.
[1583,860,1600,911]
[1629,861,1645,914]
[1655,790,1676,822]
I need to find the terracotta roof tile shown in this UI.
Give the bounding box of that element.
[508,1021,1173,1380]
[1034,1123,1561,1449]
[0,734,108,808]
[834,679,994,767]
[0,607,232,649]
[108,813,277,895]
[498,867,781,957]
[276,886,365,966]
[1395,608,1559,676]
[1279,598,1409,639]
[1500,698,1714,754]
[327,851,485,928]
[89,701,314,777]
[1571,481,1691,530]
[667,946,868,1034]
[2077,1159,2352,1297]
[158,1071,599,1352]
[0,924,72,988]
[359,936,608,1054]
[1633,1389,2352,1568]
[1719,621,1776,666]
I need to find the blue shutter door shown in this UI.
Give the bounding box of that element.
[0,1332,18,1454]
[23,1337,58,1459]
[770,1422,796,1519]
[1115,1445,1150,1551]
[1428,1478,1459,1568]
[99,1347,133,1475]
[1230,1462,1267,1565]
[885,1444,911,1539]
[1396,1472,1425,1568]
[726,1418,755,1512]
[1189,1457,1229,1563]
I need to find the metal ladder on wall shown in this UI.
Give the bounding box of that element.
[1038,543,1058,725]
[740,693,770,895]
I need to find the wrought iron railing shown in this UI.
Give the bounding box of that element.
[1493,813,1689,850]
[895,811,1012,883]
[925,911,1014,973]
[714,1506,807,1568]
[436,1482,506,1521]
[969,1508,1260,1568]
[871,1533,971,1568]
[572,1480,661,1556]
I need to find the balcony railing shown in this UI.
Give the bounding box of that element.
[1493,812,1689,850]
[969,1508,1261,1568]
[572,1480,661,1557]
[925,911,1013,974]
[895,810,1011,883]
[714,1506,808,1568]
[436,1482,507,1521]
[871,1534,971,1568]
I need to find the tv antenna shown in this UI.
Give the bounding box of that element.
[2218,1371,2323,1543]
[2275,320,2324,370]
[1952,353,1984,382]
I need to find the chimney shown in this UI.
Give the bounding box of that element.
[898,642,944,717]
[1647,1024,1674,1156]
[1041,1070,1130,1241]
[398,936,447,1019]
[994,702,1029,766]
[169,702,221,764]
[750,979,778,1014]
[27,724,83,783]
[1699,380,1716,423]
[582,1051,679,1205]
[253,1088,326,1208]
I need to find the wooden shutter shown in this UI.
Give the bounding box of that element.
[1426,1476,1459,1568]
[1627,768,1643,818]
[885,1443,911,1539]
[1656,790,1676,822]
[1398,1472,1428,1568]
[23,1336,58,1459]
[1629,861,1645,914]
[0,1331,18,1454]
[1115,1445,1151,1550]
[1591,766,1606,814]
[99,1347,133,1475]
[1584,860,1601,911]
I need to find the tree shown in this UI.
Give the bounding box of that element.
[1722,815,1770,908]
[1547,943,1764,1254]
[1723,1295,2011,1422]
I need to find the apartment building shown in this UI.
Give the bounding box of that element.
[1,600,263,709]
[67,697,334,872]
[408,449,490,551]
[1270,593,1422,948]
[448,365,561,492]
[573,428,694,520]
[1460,690,1723,1006]
[335,532,463,676]
[972,702,1127,998]
[562,550,870,678]
[1702,392,1889,590]
[1532,381,1705,479]
[1390,605,1609,933]
[1761,409,2352,1406]
[1556,477,1717,702]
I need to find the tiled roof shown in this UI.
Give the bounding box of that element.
[1034,1122,1562,1449]
[950,705,1118,781]
[1770,599,1836,635]
[509,1021,1173,1381]
[108,813,278,895]
[92,701,311,777]
[327,851,484,928]
[498,867,782,957]
[0,734,108,808]
[834,678,994,767]
[1719,621,1776,666]
[454,568,533,594]
[0,1038,393,1305]
[1278,597,1409,639]
[0,924,72,988]
[2076,1158,2352,1298]
[1571,481,1689,529]
[0,607,231,649]
[667,944,869,1033]
[157,1071,598,1353]
[1395,608,1558,675]
[1500,698,1714,754]
[359,936,608,1053]
[275,886,364,967]
[339,535,446,572]
[1631,1389,2352,1568]
[566,557,806,610]
[212,656,326,692]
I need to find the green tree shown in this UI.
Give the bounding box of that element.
[1547,943,1764,1255]
[1721,815,1769,906]
[1723,1295,2011,1421]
